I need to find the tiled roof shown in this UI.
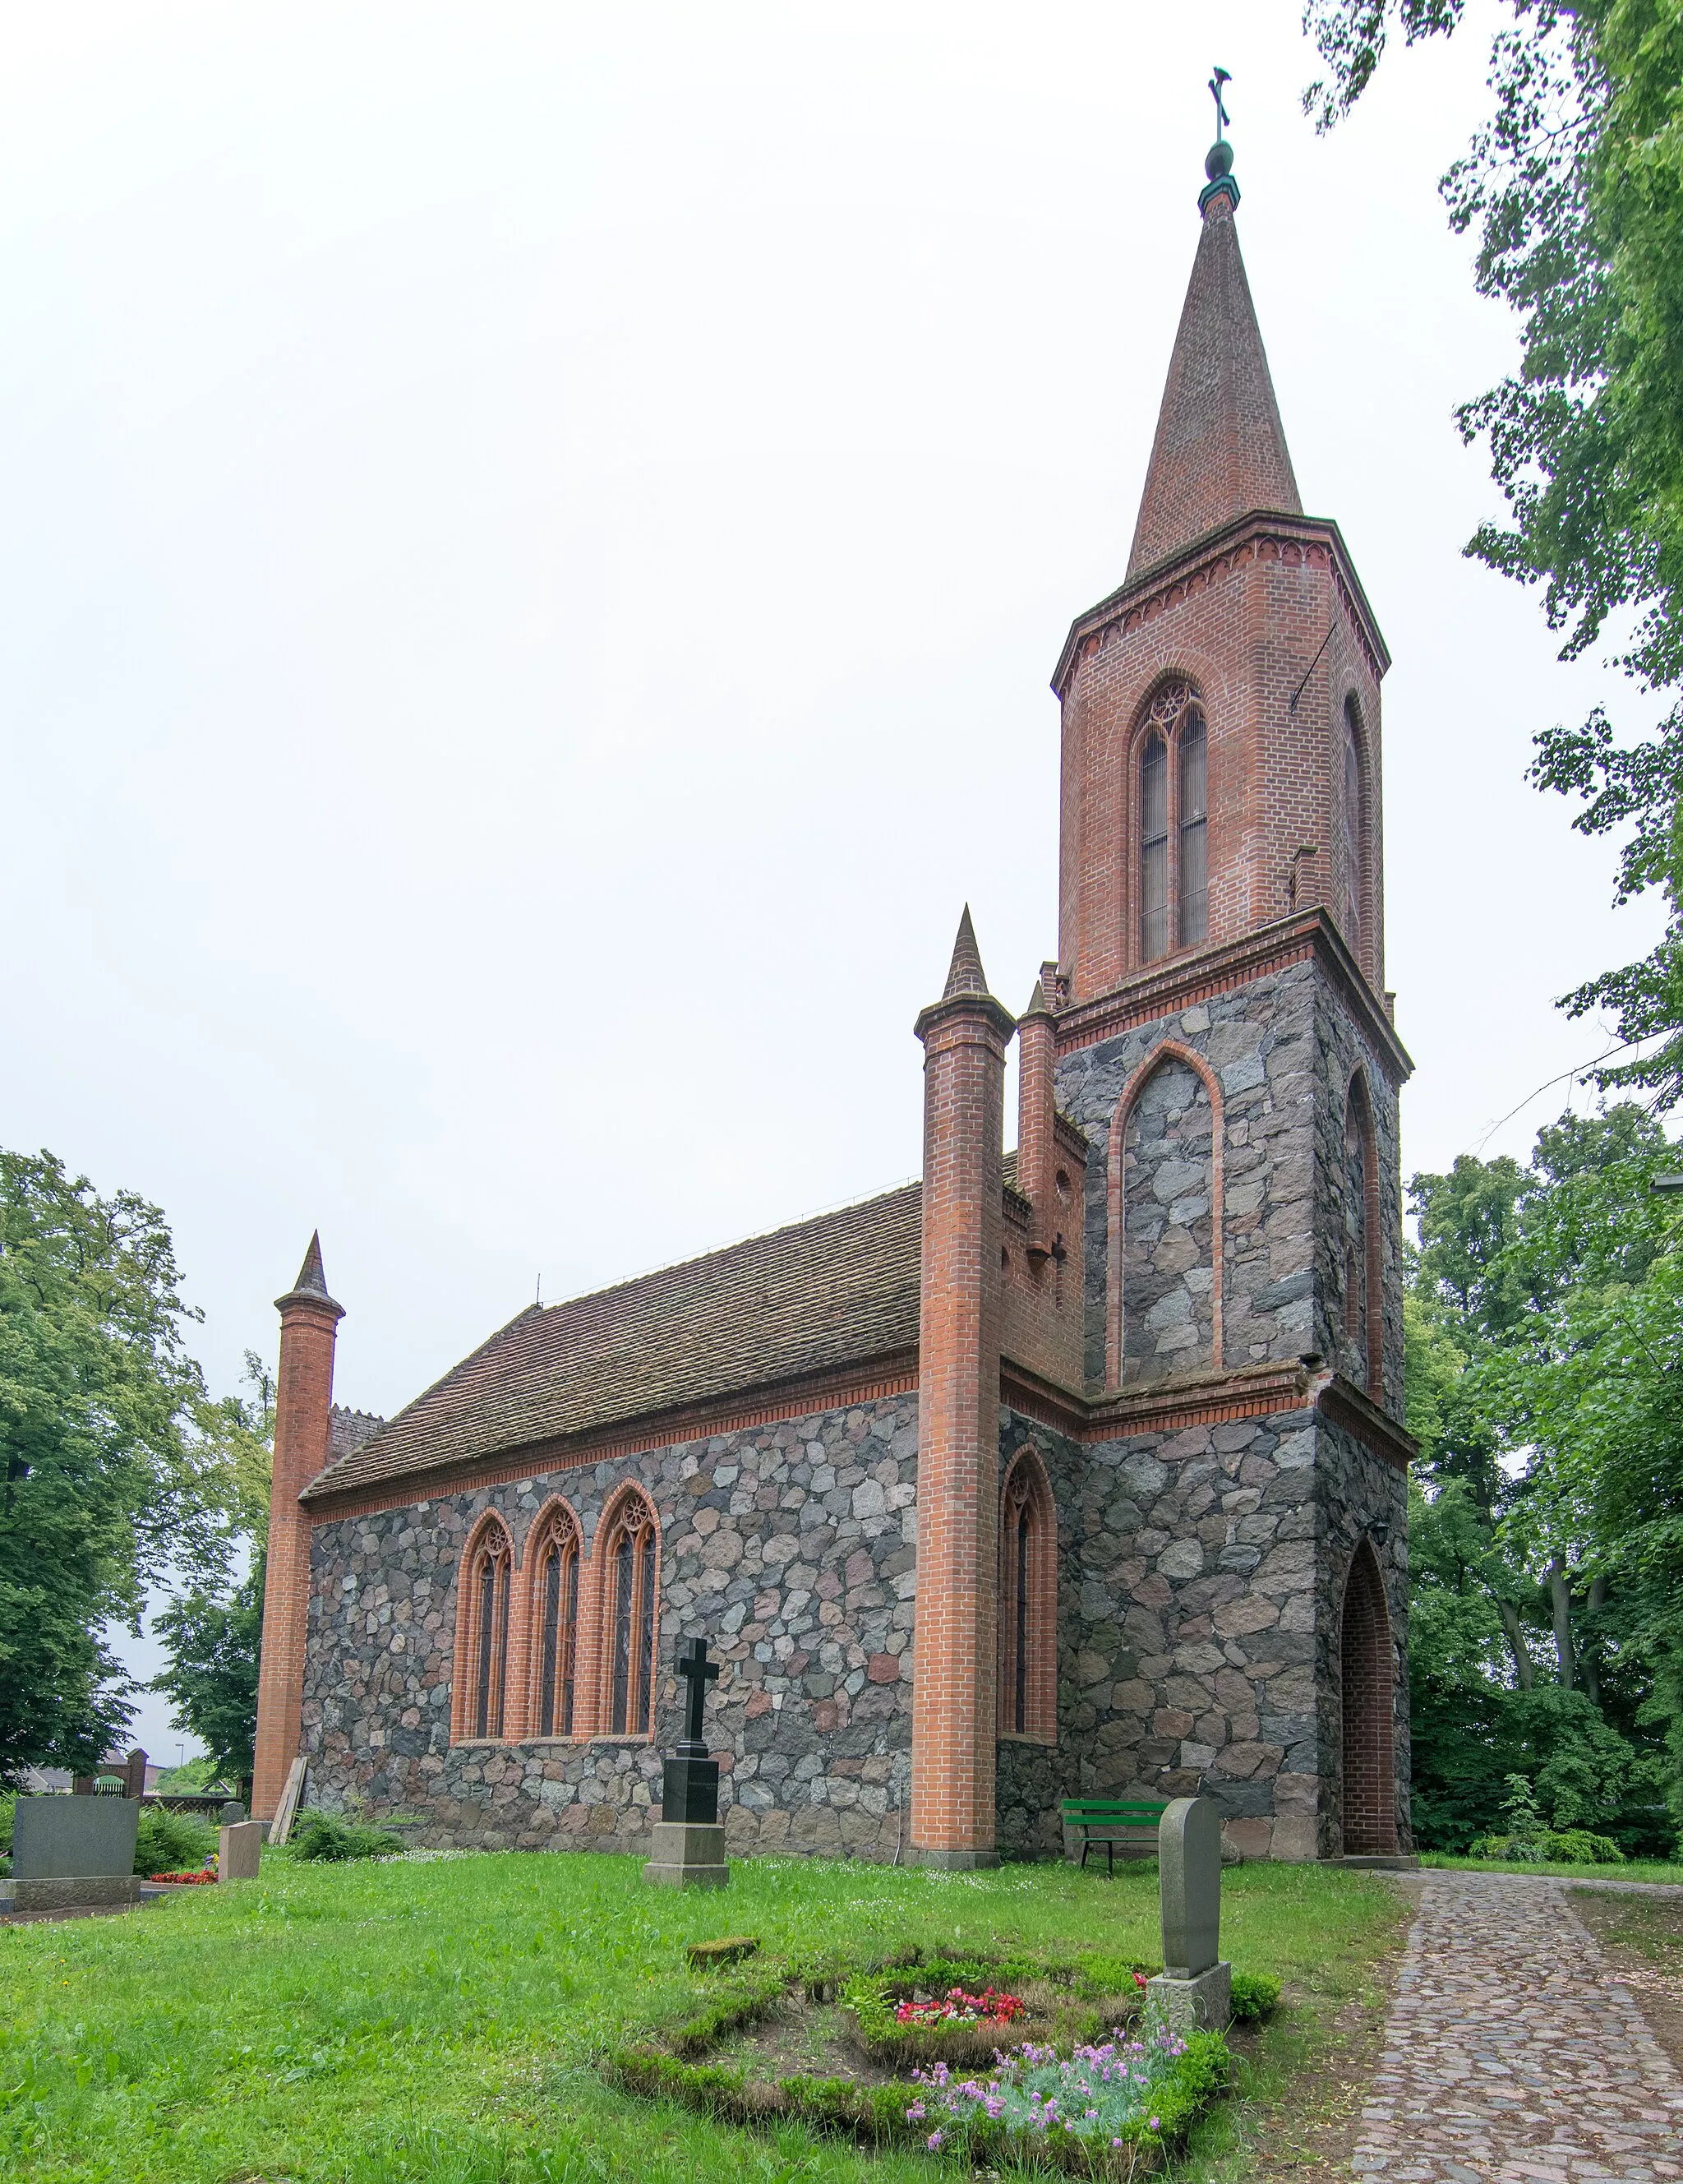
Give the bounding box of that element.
[300,1183,923,1503]
[328,1406,385,1461]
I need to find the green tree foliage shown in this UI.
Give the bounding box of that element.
[150,1559,265,1781]
[150,1351,273,1782]
[0,1149,253,1785]
[1404,1107,1681,1851]
[1305,0,1683,1103]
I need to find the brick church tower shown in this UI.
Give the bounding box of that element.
[911,130,1413,1865]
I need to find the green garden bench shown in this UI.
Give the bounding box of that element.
[1061,1798,1168,1876]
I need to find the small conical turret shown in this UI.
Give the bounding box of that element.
[943,905,989,1000]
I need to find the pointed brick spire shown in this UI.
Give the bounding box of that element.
[294,1231,329,1299]
[276,1229,343,1318]
[1022,977,1048,1018]
[943,905,989,1000]
[1126,176,1300,582]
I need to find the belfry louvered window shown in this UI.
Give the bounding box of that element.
[1137,683,1209,965]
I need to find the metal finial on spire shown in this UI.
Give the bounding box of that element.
[1199,66,1239,215]
[1209,66,1232,143]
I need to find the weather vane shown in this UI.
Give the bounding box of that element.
[1209,66,1232,144]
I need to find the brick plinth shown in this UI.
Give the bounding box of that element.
[253,1241,343,1822]
[911,917,1014,1863]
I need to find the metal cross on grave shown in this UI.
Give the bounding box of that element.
[676,1635,721,1751]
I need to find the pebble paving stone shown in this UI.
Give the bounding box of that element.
[1353,1872,1683,2181]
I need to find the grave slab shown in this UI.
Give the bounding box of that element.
[219,1820,264,1880]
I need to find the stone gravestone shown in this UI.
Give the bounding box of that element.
[220,1800,247,1827]
[1146,1797,1231,2031]
[219,1820,264,1881]
[11,1794,142,1913]
[643,1635,728,1889]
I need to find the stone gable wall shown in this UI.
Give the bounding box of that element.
[1057,963,1319,1389]
[1312,983,1407,1418]
[298,1394,919,1856]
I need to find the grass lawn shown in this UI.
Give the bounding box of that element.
[0,1850,1407,2184]
[1419,1853,1683,1885]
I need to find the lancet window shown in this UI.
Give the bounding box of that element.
[1341,698,1367,968]
[603,1490,659,1737]
[998,1449,1056,1741]
[529,1503,581,1739]
[1136,682,1210,965]
[454,1514,513,1743]
[1343,1072,1380,1397]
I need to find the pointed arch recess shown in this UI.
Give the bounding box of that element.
[450,1509,514,1743]
[1343,1067,1382,1402]
[1339,1539,1396,1854]
[1339,693,1376,986]
[588,1483,661,1740]
[1106,1040,1225,1389]
[519,1494,583,1743]
[998,1447,1058,1743]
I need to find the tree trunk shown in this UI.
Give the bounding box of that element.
[1581,1574,1608,1710]
[1548,1553,1576,1692]
[1497,1600,1536,1691]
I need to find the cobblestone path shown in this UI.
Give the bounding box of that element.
[1352,1871,1683,2181]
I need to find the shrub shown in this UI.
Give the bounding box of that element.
[0,1789,14,1856]
[288,1810,403,1863]
[1469,1826,1625,1865]
[1228,1971,1282,2021]
[134,1806,216,1877]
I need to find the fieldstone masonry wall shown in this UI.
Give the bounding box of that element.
[1120,1055,1215,1384]
[300,1394,919,1855]
[995,1394,1409,1862]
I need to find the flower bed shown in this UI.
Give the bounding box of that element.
[605,1944,1238,2176]
[906,2025,1227,2159]
[149,1871,217,1886]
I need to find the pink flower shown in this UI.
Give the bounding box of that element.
[926,2130,944,2151]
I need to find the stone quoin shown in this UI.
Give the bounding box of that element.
[254,119,1413,1868]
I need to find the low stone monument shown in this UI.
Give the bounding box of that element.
[11,1793,141,1913]
[219,1800,247,1827]
[643,1635,728,1889]
[1146,1797,1231,2032]
[219,1819,264,1881]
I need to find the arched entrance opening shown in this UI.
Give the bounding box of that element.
[1340,1540,1396,1854]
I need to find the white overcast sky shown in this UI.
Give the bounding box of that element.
[1,3,1664,1748]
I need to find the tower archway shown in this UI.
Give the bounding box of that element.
[1339,1540,1395,1854]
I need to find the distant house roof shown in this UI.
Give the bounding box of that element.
[300,1183,923,1505]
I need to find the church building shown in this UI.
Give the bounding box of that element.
[253,131,1414,1868]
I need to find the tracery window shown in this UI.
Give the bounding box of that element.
[998,1450,1056,1741]
[1136,683,1210,965]
[455,1515,513,1743]
[603,1490,658,1736]
[529,1503,581,1738]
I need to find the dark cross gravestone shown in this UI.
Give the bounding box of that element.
[663,1637,722,1822]
[643,1632,729,1888]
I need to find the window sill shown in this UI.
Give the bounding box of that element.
[998,1730,1058,1748]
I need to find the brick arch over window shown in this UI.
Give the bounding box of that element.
[450,1511,514,1743]
[1339,1540,1396,1854]
[998,1447,1058,1742]
[1342,1068,1382,1401]
[519,1495,583,1743]
[591,1485,661,1738]
[1106,1040,1224,1389]
[1130,678,1210,969]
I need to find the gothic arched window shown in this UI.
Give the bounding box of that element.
[1178,712,1208,946]
[528,1503,581,1739]
[1136,683,1210,966]
[1341,699,1365,966]
[1140,732,1169,961]
[454,1513,513,1743]
[602,1490,658,1736]
[998,1449,1056,1741]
